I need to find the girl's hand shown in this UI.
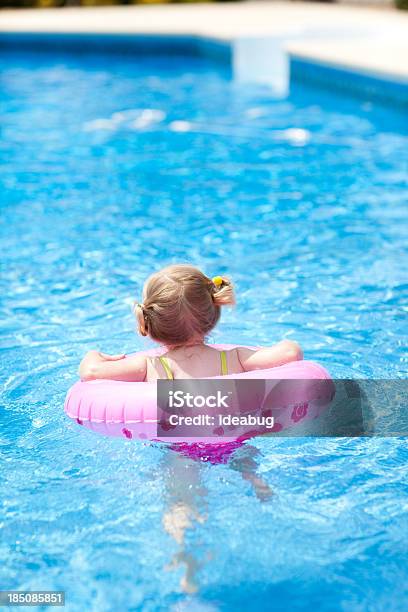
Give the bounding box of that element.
[79,350,125,379]
[79,350,146,382]
[95,352,126,362]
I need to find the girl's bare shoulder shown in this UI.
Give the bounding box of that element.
[224,347,246,374]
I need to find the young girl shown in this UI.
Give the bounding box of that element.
[80,264,297,556]
[79,263,303,381]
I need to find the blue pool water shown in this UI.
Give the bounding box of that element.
[0,47,407,611]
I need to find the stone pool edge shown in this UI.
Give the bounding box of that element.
[1,29,407,107]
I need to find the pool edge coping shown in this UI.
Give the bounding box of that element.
[0,30,407,106]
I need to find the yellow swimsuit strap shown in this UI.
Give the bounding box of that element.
[159,352,227,379]
[220,350,228,376]
[159,356,174,380]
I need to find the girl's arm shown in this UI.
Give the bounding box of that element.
[237,340,303,372]
[79,351,147,382]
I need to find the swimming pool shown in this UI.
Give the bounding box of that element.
[0,42,407,611]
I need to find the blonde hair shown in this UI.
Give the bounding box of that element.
[135,264,235,346]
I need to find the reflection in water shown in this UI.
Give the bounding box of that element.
[163,451,207,594]
[162,443,272,594]
[230,444,274,503]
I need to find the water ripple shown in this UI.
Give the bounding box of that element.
[0,51,407,610]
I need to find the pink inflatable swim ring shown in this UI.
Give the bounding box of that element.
[64,344,334,443]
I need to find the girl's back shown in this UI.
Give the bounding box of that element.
[147,345,243,381]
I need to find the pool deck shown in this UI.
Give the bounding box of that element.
[1,2,408,83]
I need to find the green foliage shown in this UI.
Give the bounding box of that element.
[0,0,220,6]
[395,0,408,9]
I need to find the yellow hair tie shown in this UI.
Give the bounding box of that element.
[212,276,224,288]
